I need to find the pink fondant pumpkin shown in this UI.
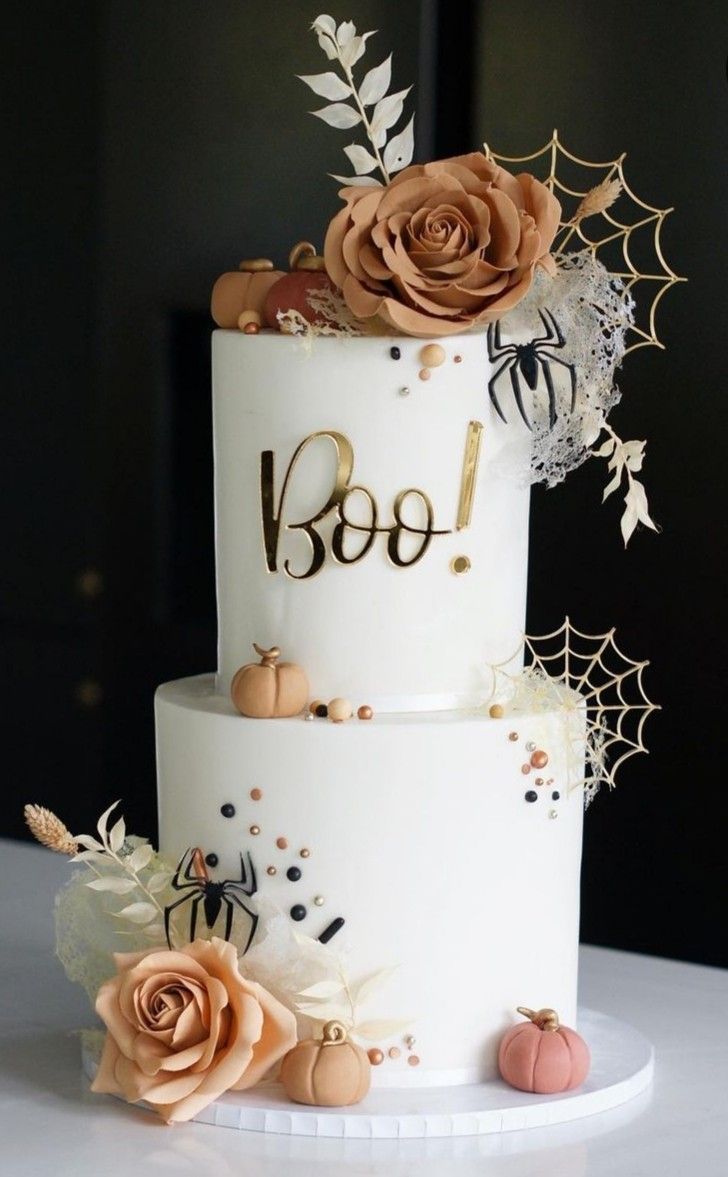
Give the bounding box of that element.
[210,262,283,328]
[498,1007,590,1094]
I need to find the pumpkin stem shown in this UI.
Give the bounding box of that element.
[517,1006,560,1032]
[238,258,274,272]
[321,1020,348,1046]
[288,240,326,272]
[253,642,281,667]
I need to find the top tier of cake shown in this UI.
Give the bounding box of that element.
[212,329,531,709]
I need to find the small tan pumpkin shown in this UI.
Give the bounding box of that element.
[280,1021,371,1107]
[498,1007,591,1094]
[264,241,337,327]
[211,259,284,328]
[230,643,309,719]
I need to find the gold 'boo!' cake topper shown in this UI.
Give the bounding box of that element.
[484,130,685,354]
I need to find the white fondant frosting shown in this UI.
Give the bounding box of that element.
[212,330,531,707]
[156,675,584,1085]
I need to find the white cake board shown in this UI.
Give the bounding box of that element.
[82,1007,652,1139]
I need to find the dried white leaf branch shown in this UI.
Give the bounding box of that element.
[294,958,411,1042]
[592,423,658,546]
[300,15,415,185]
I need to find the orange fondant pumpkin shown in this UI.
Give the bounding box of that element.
[264,240,336,327]
[498,1007,590,1094]
[230,643,309,719]
[211,260,284,328]
[280,1021,371,1107]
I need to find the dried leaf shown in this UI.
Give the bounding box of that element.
[74,835,105,852]
[359,55,391,105]
[336,20,356,45]
[312,103,361,130]
[383,115,414,174]
[316,32,338,60]
[594,437,616,458]
[330,174,381,187]
[298,71,351,101]
[340,32,374,70]
[127,843,154,873]
[146,870,171,894]
[113,902,158,925]
[349,966,399,1007]
[85,877,137,894]
[343,143,379,175]
[96,800,120,844]
[311,14,336,37]
[296,980,345,999]
[602,463,623,502]
[141,923,166,941]
[353,1018,413,1041]
[370,88,411,146]
[70,849,109,866]
[108,816,126,854]
[295,1000,349,1021]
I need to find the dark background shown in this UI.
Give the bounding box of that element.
[3,1,726,968]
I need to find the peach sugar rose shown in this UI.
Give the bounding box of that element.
[92,937,297,1123]
[324,152,562,337]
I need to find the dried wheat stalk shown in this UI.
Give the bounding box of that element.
[24,803,78,855]
[571,178,622,225]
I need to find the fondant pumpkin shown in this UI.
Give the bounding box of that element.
[230,643,309,719]
[498,1007,590,1094]
[264,240,336,327]
[211,259,284,328]
[280,1021,371,1106]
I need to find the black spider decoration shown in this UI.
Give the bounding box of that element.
[487,308,577,430]
[164,847,258,953]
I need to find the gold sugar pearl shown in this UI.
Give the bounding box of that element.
[531,750,549,769]
[368,1049,384,1065]
[404,1035,416,1048]
[418,367,431,381]
[357,705,374,721]
[508,732,519,742]
[450,554,471,575]
[388,1046,401,1059]
[521,764,531,775]
[419,343,446,368]
[237,309,262,330]
[453,354,463,363]
[249,825,260,835]
[266,865,277,876]
[489,704,504,719]
[399,386,411,397]
[276,837,288,850]
[407,1055,421,1067]
[314,895,324,906]
[242,321,260,335]
[549,809,558,820]
[526,741,536,752]
[535,777,545,786]
[300,848,311,858]
[250,788,262,801]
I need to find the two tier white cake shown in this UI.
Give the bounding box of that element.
[156,328,585,1085]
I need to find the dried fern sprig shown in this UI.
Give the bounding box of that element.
[571,179,622,225]
[24,803,78,855]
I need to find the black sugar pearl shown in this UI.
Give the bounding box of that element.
[525,790,538,803]
[389,346,401,360]
[290,904,307,922]
[220,803,235,818]
[315,703,328,718]
[205,853,219,868]
[552,791,560,801]
[286,866,302,881]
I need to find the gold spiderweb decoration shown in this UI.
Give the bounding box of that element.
[484,130,685,354]
[486,618,660,805]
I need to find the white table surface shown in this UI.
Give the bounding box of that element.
[1,838,726,1177]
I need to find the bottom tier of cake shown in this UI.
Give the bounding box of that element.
[155,675,585,1087]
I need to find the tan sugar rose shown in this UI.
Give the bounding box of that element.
[92,937,297,1123]
[324,152,561,337]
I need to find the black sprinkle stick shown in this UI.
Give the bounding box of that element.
[318,917,345,944]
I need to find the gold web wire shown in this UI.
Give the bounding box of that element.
[486,618,660,799]
[483,130,686,354]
